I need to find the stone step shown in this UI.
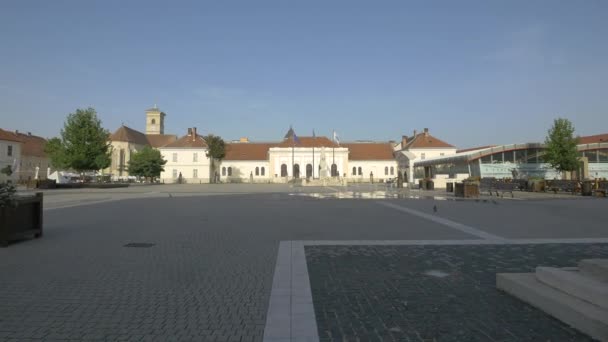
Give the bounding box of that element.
[497,273,608,342]
[536,267,608,309]
[580,259,608,283]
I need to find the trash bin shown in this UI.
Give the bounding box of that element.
[446,182,454,193]
[581,181,593,196]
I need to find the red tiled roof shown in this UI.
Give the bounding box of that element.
[0,129,22,143]
[163,134,208,148]
[578,133,608,145]
[16,132,47,157]
[276,136,338,148]
[342,143,395,160]
[146,134,178,148]
[224,143,275,160]
[405,132,454,149]
[109,125,177,147]
[109,126,149,145]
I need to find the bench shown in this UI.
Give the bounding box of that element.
[479,178,516,198]
[546,180,579,194]
[593,182,608,197]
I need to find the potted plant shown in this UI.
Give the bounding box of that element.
[0,183,43,247]
[527,177,546,192]
[455,177,480,198]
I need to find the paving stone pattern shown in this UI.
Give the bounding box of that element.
[306,244,608,342]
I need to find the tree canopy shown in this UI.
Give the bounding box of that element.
[204,134,226,160]
[127,146,167,181]
[45,108,111,173]
[543,118,580,173]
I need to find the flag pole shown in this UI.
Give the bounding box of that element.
[312,130,315,179]
[292,136,294,180]
[332,130,335,177]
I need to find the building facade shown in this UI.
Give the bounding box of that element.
[0,129,22,183]
[105,107,177,180]
[413,133,608,187]
[394,128,457,183]
[159,128,212,184]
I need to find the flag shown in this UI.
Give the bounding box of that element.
[293,132,300,145]
[333,130,340,145]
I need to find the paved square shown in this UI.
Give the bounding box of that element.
[306,244,608,342]
[1,185,607,341]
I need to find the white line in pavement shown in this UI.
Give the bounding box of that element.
[263,241,319,342]
[377,201,508,242]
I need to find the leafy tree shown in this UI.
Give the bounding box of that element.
[204,134,226,183]
[45,108,111,174]
[1,165,13,176]
[44,137,68,169]
[127,146,167,182]
[544,118,580,174]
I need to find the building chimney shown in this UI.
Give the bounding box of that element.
[15,130,19,134]
[192,127,197,141]
[413,129,417,136]
[424,128,429,136]
[240,137,249,143]
[28,132,31,136]
[401,135,408,146]
[187,128,193,136]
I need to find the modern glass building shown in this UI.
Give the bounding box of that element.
[413,140,608,183]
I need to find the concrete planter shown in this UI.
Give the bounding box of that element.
[419,180,434,190]
[455,182,480,198]
[527,180,546,192]
[0,193,43,247]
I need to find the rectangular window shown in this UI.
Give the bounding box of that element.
[172,153,178,162]
[172,169,178,178]
[585,150,598,163]
[515,149,527,163]
[7,145,13,157]
[598,149,608,162]
[193,153,198,162]
[440,153,444,156]
[480,155,492,164]
[420,153,425,160]
[193,169,198,178]
[503,151,514,163]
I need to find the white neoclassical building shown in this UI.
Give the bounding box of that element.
[218,128,397,183]
[106,107,415,184]
[394,128,457,183]
[159,127,211,184]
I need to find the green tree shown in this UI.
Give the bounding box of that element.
[44,137,68,169]
[544,118,580,174]
[45,108,111,175]
[204,134,226,183]
[127,146,167,182]
[1,165,13,177]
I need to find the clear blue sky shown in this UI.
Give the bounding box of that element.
[1,0,607,148]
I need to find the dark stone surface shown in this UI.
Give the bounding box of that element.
[306,244,608,342]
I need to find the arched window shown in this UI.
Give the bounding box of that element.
[358,167,362,175]
[281,164,288,177]
[261,167,265,176]
[151,118,156,124]
[227,167,232,176]
[385,166,389,175]
[352,167,356,176]
[222,167,226,176]
[255,167,259,176]
[306,164,313,178]
[293,164,300,178]
[390,166,394,175]
[331,164,338,177]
